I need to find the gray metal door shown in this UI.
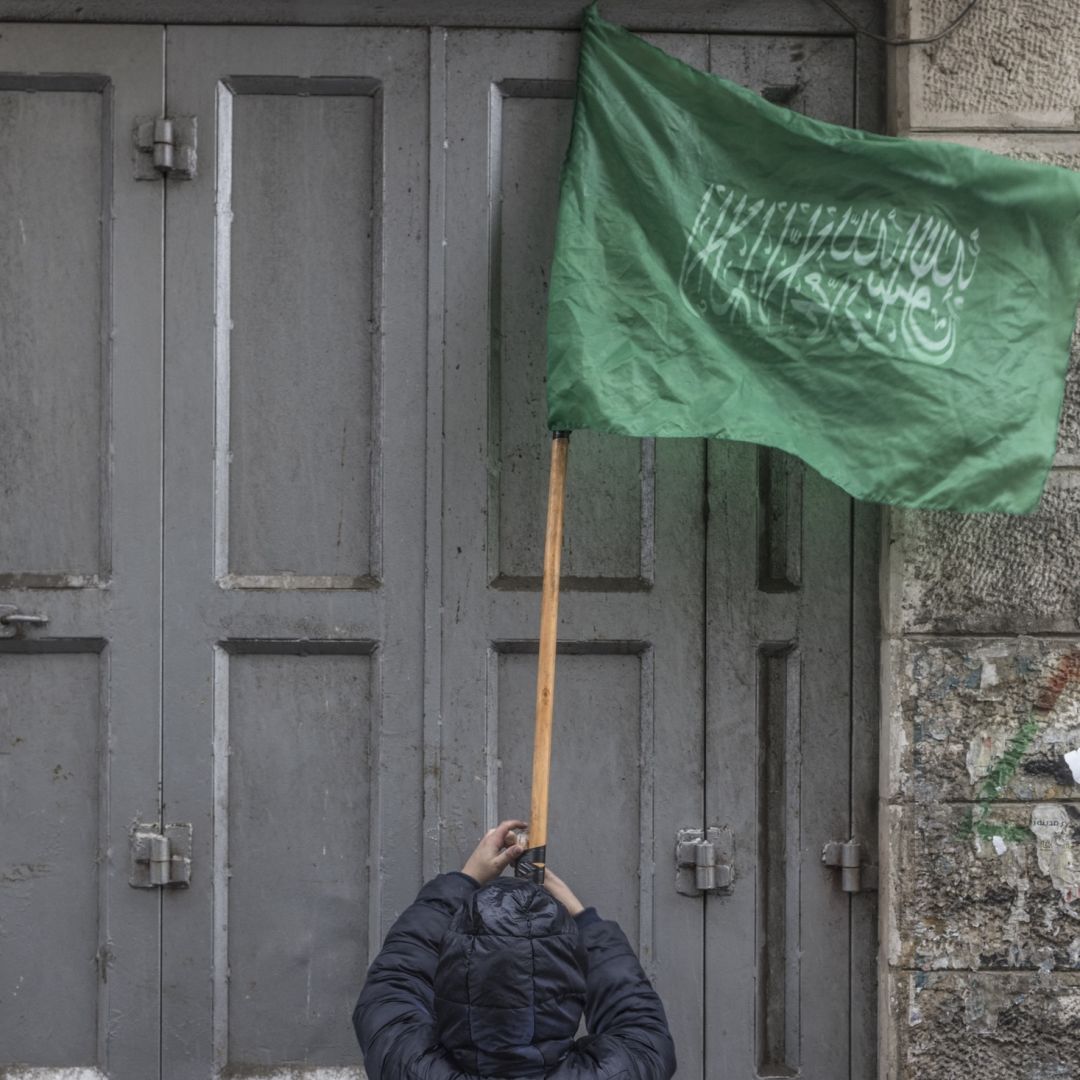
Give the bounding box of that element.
[438,27,710,1077]
[0,13,878,1080]
[438,25,879,1080]
[702,38,879,1080]
[0,26,165,1080]
[706,441,879,1080]
[160,26,429,1080]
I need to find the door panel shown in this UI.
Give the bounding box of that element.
[1,649,103,1064]
[487,84,648,588]
[224,84,379,587]
[162,27,428,1079]
[1,80,106,579]
[440,29,708,1079]
[702,32,872,1080]
[0,25,164,1080]
[706,442,865,1079]
[223,645,375,1065]
[495,647,656,942]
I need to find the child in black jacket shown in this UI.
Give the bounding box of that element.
[353,819,676,1080]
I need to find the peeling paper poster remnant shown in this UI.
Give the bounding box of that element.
[977,656,1000,689]
[967,733,1005,785]
[1064,748,1080,785]
[1030,803,1080,903]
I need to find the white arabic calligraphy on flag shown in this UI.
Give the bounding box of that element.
[678,183,982,365]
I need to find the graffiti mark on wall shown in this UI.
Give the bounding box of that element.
[962,651,1080,862]
[1033,651,1080,714]
[962,719,1040,844]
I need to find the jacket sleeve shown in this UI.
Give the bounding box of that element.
[581,918,677,1080]
[352,872,477,1080]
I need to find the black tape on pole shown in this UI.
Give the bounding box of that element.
[514,845,547,884]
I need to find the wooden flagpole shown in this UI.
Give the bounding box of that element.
[516,431,570,884]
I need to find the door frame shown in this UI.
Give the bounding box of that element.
[0,0,884,32]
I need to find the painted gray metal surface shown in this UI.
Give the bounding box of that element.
[0,25,164,1079]
[161,26,428,1079]
[851,500,881,1080]
[223,646,374,1064]
[0,8,880,1078]
[440,22,711,1073]
[700,35,878,1080]
[0,82,104,580]
[705,439,859,1079]
[226,84,377,587]
[438,25,877,1079]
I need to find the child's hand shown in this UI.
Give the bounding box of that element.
[462,819,526,884]
[542,868,585,916]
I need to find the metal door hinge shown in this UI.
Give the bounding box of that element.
[134,117,197,180]
[676,826,734,896]
[822,839,877,893]
[130,823,192,887]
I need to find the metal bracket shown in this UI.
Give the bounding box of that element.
[134,116,197,180]
[676,826,734,896]
[0,604,49,637]
[761,83,802,107]
[130,823,192,887]
[822,839,877,893]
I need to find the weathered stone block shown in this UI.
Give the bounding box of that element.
[892,970,1080,1079]
[900,0,1080,130]
[893,802,1080,970]
[1061,328,1080,461]
[892,471,1080,634]
[895,639,1080,803]
[916,132,1080,170]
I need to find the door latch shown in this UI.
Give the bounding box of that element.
[676,826,734,896]
[822,839,877,893]
[133,116,197,180]
[130,823,192,887]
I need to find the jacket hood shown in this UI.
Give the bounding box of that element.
[434,878,586,1077]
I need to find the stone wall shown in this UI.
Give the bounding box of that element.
[886,2,1080,1075]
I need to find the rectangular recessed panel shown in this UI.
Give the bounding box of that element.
[226,647,372,1069]
[225,82,377,585]
[0,649,101,1064]
[493,88,650,587]
[0,82,106,582]
[757,645,801,1078]
[758,447,803,592]
[494,648,646,947]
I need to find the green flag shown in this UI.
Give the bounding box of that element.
[546,5,1080,514]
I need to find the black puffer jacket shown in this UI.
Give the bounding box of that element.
[353,874,676,1080]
